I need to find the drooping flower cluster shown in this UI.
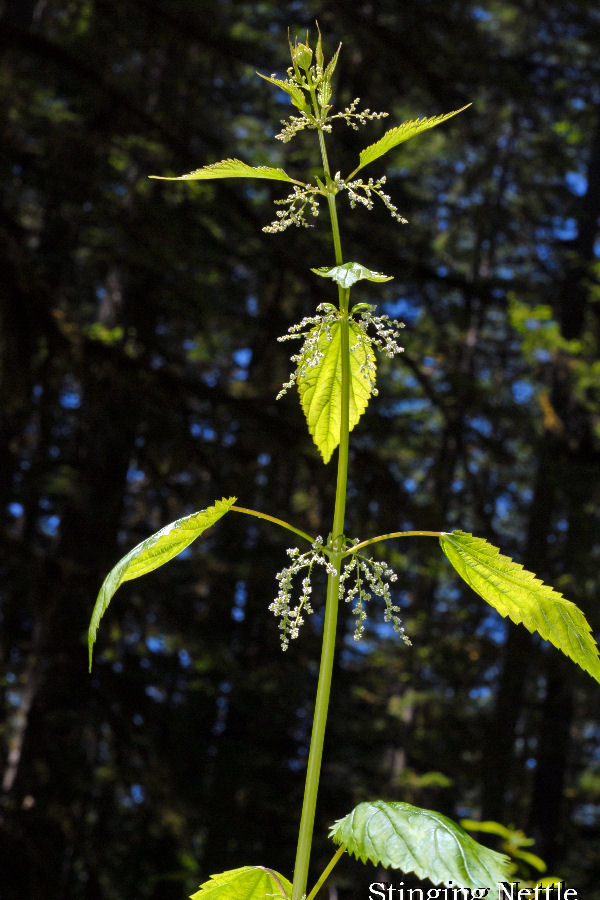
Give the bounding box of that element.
[270,538,410,650]
[276,303,404,400]
[276,303,339,398]
[261,170,407,234]
[354,304,405,361]
[270,537,337,650]
[263,184,321,233]
[339,546,410,643]
[275,97,388,144]
[334,173,408,224]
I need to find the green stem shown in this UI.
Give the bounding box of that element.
[305,845,346,900]
[230,505,315,546]
[345,530,444,556]
[291,95,349,900]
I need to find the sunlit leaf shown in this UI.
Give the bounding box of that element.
[298,320,374,464]
[88,497,236,669]
[461,819,546,873]
[349,104,471,177]
[317,41,341,108]
[149,158,302,184]
[440,531,600,683]
[330,800,511,889]
[311,261,393,288]
[190,866,292,900]
[256,72,310,113]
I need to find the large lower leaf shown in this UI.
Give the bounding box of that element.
[330,801,511,889]
[349,105,471,178]
[440,531,600,684]
[88,497,236,669]
[149,158,302,184]
[190,866,292,900]
[298,319,375,464]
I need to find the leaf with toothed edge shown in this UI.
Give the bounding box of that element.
[349,105,471,177]
[311,261,393,289]
[149,159,302,184]
[189,865,292,900]
[440,531,600,684]
[298,319,375,464]
[88,497,236,670]
[330,800,512,889]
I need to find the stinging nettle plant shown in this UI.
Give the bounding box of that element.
[88,28,600,900]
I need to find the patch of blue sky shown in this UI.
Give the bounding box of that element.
[476,611,507,645]
[553,216,578,241]
[231,580,247,623]
[232,347,253,379]
[471,7,492,21]
[382,296,422,324]
[512,380,535,403]
[468,686,493,701]
[146,635,165,653]
[190,422,217,440]
[145,685,166,702]
[565,171,587,196]
[39,514,60,537]
[469,416,492,437]
[60,389,81,409]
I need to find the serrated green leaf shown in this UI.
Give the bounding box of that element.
[149,158,302,184]
[349,104,471,177]
[315,25,324,71]
[317,42,341,109]
[298,320,375,464]
[330,800,511,889]
[311,261,393,288]
[256,71,310,113]
[88,497,236,670]
[190,866,292,900]
[440,531,600,683]
[323,42,341,86]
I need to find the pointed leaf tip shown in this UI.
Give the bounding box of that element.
[440,531,600,683]
[88,497,236,670]
[330,800,511,889]
[350,104,471,177]
[190,865,292,900]
[149,159,302,184]
[311,261,393,288]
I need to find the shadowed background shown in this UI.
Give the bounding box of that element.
[1,1,600,896]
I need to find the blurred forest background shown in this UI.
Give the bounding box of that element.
[1,0,600,897]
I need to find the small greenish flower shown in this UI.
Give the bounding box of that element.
[339,547,411,643]
[334,173,408,224]
[270,537,337,650]
[276,303,404,400]
[270,538,410,650]
[262,184,321,233]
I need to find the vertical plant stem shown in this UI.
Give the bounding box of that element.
[292,102,351,900]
